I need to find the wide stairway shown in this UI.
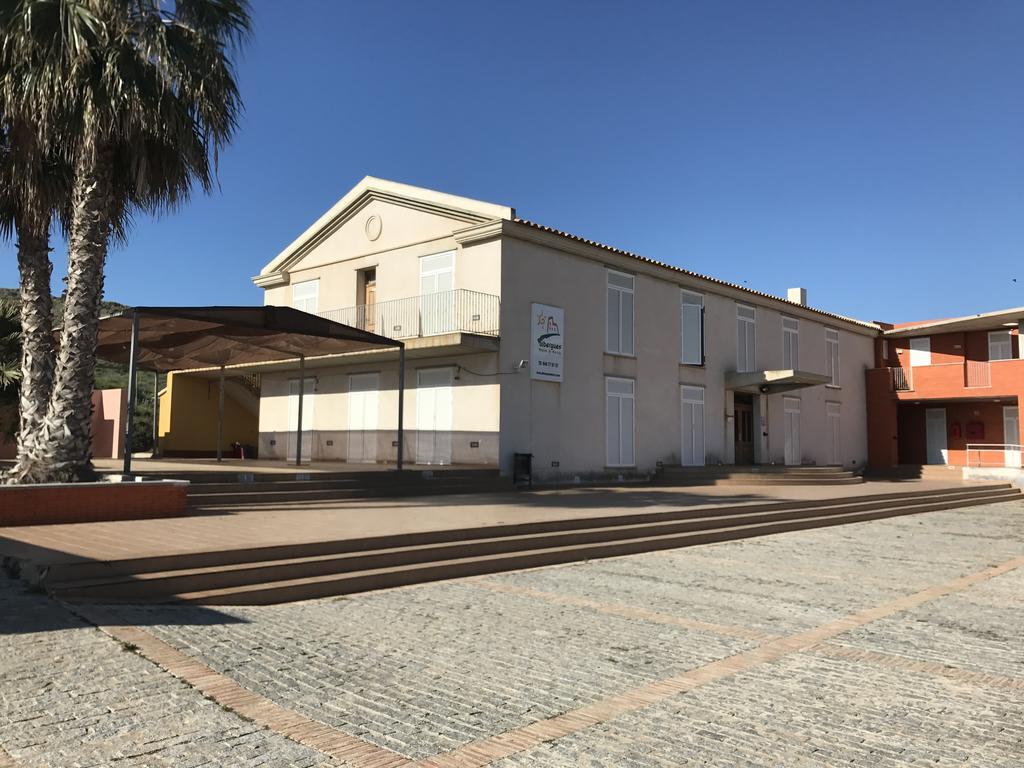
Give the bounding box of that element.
[184,469,509,509]
[42,483,1020,605]
[656,465,863,486]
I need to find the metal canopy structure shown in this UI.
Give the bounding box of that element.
[724,369,832,395]
[94,306,406,474]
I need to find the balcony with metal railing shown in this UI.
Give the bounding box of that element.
[318,289,500,341]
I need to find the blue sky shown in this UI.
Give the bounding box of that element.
[3,0,1022,322]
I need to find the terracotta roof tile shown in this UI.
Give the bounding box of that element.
[512,218,877,330]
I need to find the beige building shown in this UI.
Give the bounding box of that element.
[253,177,877,480]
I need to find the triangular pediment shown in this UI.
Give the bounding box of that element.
[255,177,513,283]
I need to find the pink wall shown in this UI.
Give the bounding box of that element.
[90,388,127,459]
[0,389,126,461]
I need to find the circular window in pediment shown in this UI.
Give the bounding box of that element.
[365,214,382,241]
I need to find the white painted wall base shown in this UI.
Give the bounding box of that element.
[963,466,1024,489]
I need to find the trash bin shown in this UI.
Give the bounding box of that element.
[513,452,533,488]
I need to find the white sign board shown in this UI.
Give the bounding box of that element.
[531,303,564,382]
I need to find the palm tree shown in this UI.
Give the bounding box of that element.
[2,0,250,483]
[0,121,74,478]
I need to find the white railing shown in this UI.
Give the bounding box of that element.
[966,443,1023,468]
[318,289,500,340]
[964,360,991,388]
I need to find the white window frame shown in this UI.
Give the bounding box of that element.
[680,290,705,365]
[825,328,840,387]
[680,385,705,467]
[782,316,799,370]
[988,330,1013,361]
[291,279,319,314]
[605,377,636,467]
[736,304,756,372]
[909,337,930,367]
[606,270,635,356]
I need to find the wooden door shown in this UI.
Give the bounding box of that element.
[361,269,377,332]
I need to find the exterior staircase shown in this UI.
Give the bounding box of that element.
[185,469,509,509]
[655,465,863,486]
[39,482,1020,605]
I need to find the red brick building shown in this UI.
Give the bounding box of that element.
[866,308,1024,470]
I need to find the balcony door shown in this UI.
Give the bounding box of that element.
[419,251,455,336]
[680,386,705,466]
[1004,406,1020,468]
[783,397,801,466]
[925,408,947,465]
[347,373,379,463]
[416,367,453,465]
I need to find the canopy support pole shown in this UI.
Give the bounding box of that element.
[122,311,140,475]
[296,355,306,466]
[151,370,160,458]
[397,346,405,471]
[216,365,226,462]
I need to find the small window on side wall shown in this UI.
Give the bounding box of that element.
[292,279,319,314]
[681,290,704,365]
[782,317,799,370]
[989,330,1013,361]
[606,270,635,356]
[825,328,840,386]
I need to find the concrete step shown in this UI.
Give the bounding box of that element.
[50,488,1019,601]
[188,480,508,507]
[654,465,863,486]
[40,484,991,584]
[49,485,1020,604]
[161,488,1022,605]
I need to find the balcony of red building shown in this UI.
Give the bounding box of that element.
[865,307,1024,474]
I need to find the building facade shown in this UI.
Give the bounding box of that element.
[866,309,1024,470]
[251,177,877,480]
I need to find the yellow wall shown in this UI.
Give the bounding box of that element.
[158,372,258,456]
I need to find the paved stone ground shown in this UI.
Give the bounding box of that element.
[1,500,1022,766]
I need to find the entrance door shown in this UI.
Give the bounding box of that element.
[783,397,801,466]
[286,378,315,463]
[826,402,841,466]
[1004,406,1020,468]
[416,367,453,465]
[347,373,379,463]
[925,407,947,465]
[734,393,754,465]
[419,252,455,335]
[680,386,705,466]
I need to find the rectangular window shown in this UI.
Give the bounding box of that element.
[606,270,635,356]
[989,330,1013,361]
[680,290,704,365]
[736,304,756,372]
[825,328,840,386]
[909,337,930,366]
[680,385,705,466]
[782,316,799,369]
[605,377,635,466]
[291,279,319,314]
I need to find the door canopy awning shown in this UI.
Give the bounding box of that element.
[725,369,832,395]
[94,306,402,371]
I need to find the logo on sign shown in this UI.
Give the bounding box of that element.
[531,303,564,381]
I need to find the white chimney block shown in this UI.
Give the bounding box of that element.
[787,287,807,306]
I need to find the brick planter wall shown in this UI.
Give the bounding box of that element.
[0,481,189,526]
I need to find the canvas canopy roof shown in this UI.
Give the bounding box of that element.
[94,306,401,371]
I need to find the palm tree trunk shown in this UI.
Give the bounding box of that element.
[5,209,55,483]
[16,141,115,483]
